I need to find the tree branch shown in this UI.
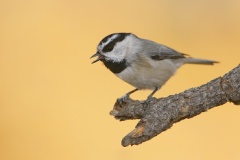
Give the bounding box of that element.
[110,64,240,147]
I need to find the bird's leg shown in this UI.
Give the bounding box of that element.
[117,88,139,104]
[142,87,159,108]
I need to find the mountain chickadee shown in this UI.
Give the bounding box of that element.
[91,33,218,104]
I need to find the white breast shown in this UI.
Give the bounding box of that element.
[116,59,181,90]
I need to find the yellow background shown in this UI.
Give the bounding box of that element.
[0,0,240,160]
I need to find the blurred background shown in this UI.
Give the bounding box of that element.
[0,0,239,160]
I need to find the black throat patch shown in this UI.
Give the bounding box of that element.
[102,59,129,74]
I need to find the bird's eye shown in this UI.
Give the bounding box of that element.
[107,46,113,52]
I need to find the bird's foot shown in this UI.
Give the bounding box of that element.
[141,97,156,110]
[117,94,130,105]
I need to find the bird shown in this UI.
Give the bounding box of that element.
[91,33,218,105]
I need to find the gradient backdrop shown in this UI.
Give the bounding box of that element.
[0,0,240,160]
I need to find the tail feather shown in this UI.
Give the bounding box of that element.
[183,58,219,65]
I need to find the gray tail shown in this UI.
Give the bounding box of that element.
[183,58,219,65]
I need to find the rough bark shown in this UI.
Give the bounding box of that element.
[110,64,240,147]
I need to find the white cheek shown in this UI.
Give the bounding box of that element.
[104,50,125,62]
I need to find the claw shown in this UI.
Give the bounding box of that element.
[141,100,150,109]
[141,97,156,109]
[117,94,129,104]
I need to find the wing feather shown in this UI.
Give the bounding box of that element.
[148,45,186,60]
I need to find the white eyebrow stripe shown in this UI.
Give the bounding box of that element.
[98,34,119,50]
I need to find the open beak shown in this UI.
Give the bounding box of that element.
[90,52,104,64]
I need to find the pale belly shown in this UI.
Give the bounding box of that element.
[116,59,181,90]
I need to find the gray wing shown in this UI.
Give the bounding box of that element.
[143,40,187,60]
